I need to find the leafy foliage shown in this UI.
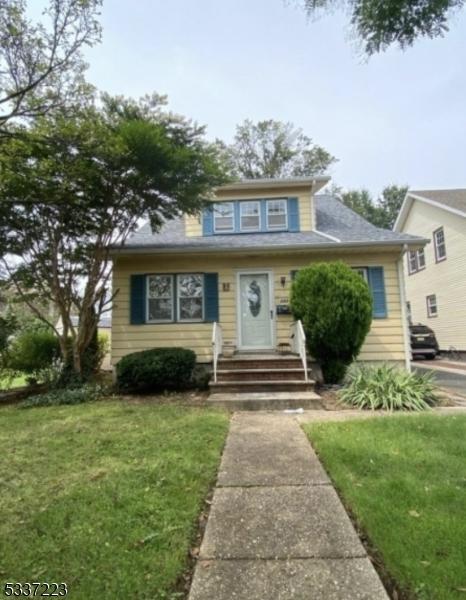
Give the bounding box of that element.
[117,347,197,393]
[339,185,408,229]
[0,95,227,376]
[20,383,103,408]
[224,119,336,179]
[302,0,465,54]
[290,262,372,383]
[6,327,60,375]
[339,364,438,410]
[0,0,101,135]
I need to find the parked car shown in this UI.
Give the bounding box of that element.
[410,323,439,359]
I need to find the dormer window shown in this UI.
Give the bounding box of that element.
[214,202,234,233]
[267,199,287,230]
[240,201,260,231]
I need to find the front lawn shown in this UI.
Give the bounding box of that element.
[0,401,229,599]
[304,414,466,600]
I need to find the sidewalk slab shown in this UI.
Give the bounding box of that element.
[200,486,366,559]
[217,414,329,486]
[190,558,388,600]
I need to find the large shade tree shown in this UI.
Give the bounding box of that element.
[0,94,228,376]
[301,0,464,55]
[225,119,336,179]
[339,185,408,229]
[0,0,101,137]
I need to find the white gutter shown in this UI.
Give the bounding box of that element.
[110,237,429,256]
[397,243,412,372]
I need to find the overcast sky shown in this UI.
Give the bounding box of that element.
[80,0,466,196]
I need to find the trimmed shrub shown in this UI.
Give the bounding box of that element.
[339,365,438,411]
[116,347,197,393]
[7,328,60,375]
[290,262,373,384]
[20,383,102,409]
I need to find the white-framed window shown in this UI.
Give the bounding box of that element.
[426,294,438,318]
[352,267,368,282]
[417,248,426,269]
[266,199,287,230]
[147,274,174,322]
[433,227,446,262]
[213,202,234,233]
[177,274,204,321]
[240,201,260,231]
[408,249,426,274]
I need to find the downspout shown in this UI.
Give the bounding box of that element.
[397,243,412,372]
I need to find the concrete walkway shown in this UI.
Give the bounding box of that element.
[189,413,388,599]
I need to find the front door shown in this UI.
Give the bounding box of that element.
[238,272,273,349]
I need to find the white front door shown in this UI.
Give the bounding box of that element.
[238,272,274,349]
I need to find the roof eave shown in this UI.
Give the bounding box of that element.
[110,237,428,256]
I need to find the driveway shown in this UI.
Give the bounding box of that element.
[412,359,466,397]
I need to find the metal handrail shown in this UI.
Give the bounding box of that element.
[212,322,223,383]
[290,320,308,382]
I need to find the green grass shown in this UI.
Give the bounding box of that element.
[0,374,27,390]
[304,414,466,600]
[0,400,229,599]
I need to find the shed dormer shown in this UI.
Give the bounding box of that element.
[184,176,330,237]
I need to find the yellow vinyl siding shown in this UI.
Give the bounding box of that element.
[402,200,466,350]
[112,251,406,365]
[184,186,314,237]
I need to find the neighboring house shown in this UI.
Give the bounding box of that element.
[56,315,112,370]
[394,189,466,352]
[110,176,425,377]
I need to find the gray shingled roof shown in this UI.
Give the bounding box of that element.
[119,194,423,252]
[410,189,466,214]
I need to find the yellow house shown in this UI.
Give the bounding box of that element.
[111,177,426,394]
[394,189,466,352]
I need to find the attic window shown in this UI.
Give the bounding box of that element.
[267,199,287,230]
[240,201,260,231]
[214,202,234,233]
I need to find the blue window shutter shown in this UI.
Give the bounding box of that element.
[204,273,219,322]
[202,205,214,236]
[234,202,241,233]
[260,199,267,231]
[130,274,146,324]
[368,267,387,318]
[288,197,300,232]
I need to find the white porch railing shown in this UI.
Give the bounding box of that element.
[290,320,308,382]
[212,322,223,383]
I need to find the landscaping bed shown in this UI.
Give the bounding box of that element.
[0,400,229,599]
[304,414,466,599]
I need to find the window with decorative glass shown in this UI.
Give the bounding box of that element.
[177,274,204,321]
[266,199,287,230]
[240,201,260,231]
[147,275,174,321]
[213,202,234,233]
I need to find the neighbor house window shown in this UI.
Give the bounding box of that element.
[408,249,426,274]
[267,199,287,230]
[240,201,260,231]
[147,275,174,322]
[177,274,204,321]
[214,202,234,233]
[433,227,446,262]
[426,294,438,318]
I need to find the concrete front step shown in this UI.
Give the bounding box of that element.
[218,357,303,370]
[208,391,322,411]
[216,368,306,382]
[210,379,315,394]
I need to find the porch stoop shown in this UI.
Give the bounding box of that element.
[208,353,321,410]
